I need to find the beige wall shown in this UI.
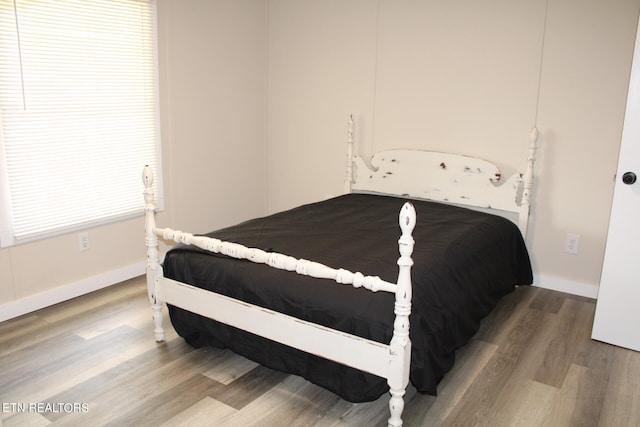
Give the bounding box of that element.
[267,0,379,210]
[267,0,640,295]
[0,0,267,318]
[532,0,638,290]
[159,0,267,234]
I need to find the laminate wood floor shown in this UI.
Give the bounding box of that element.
[1,277,639,426]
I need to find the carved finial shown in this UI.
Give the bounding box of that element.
[399,202,416,236]
[142,165,156,210]
[529,126,538,147]
[142,165,154,188]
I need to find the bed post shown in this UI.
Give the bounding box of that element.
[142,166,165,342]
[344,114,355,194]
[519,127,538,237]
[388,202,416,427]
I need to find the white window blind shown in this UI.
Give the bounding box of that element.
[0,0,162,247]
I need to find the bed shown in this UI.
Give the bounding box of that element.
[142,117,537,426]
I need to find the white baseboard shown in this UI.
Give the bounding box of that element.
[0,261,146,323]
[533,274,599,299]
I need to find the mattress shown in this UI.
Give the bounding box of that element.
[163,193,532,402]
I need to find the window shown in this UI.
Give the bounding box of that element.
[0,0,162,247]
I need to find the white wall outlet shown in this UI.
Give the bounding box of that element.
[78,232,90,251]
[564,233,580,255]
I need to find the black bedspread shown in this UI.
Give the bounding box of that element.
[163,193,532,402]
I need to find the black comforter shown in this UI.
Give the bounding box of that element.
[163,193,532,402]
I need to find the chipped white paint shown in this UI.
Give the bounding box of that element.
[142,166,164,342]
[344,114,355,194]
[346,123,538,237]
[518,128,538,237]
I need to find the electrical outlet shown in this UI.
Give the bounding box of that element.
[564,233,580,255]
[78,232,90,251]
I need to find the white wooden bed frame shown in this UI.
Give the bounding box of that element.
[143,117,537,427]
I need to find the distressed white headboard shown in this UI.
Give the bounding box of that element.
[344,116,538,237]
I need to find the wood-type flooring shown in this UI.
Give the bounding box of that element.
[1,276,639,426]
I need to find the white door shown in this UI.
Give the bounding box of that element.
[591,18,640,352]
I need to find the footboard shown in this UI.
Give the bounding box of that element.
[142,167,416,427]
